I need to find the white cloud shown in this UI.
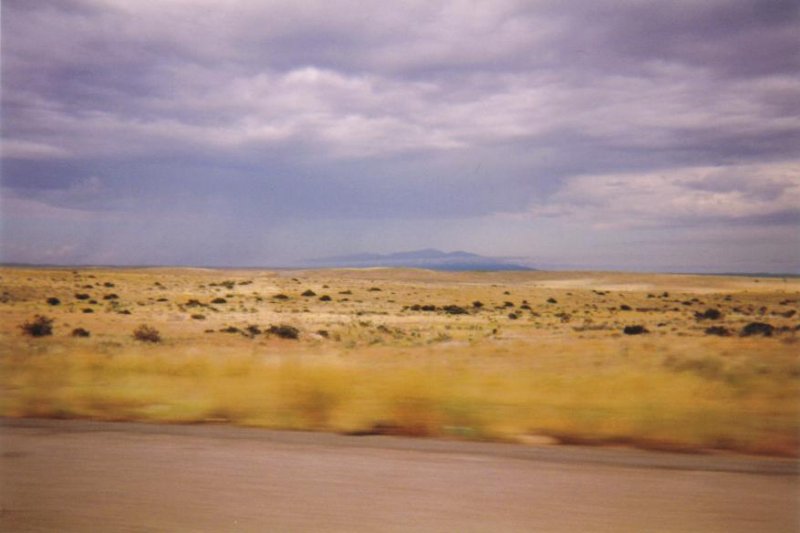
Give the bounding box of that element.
[528,162,800,229]
[1,140,70,159]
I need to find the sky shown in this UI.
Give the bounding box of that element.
[1,0,799,272]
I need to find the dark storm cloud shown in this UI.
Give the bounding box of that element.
[1,0,798,269]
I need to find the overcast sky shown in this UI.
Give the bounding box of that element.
[2,0,798,272]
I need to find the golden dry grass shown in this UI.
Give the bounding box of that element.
[1,266,798,456]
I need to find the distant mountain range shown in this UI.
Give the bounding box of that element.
[304,249,534,271]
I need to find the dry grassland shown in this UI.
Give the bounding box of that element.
[1,267,798,456]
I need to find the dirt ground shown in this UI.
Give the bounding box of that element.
[1,267,798,455]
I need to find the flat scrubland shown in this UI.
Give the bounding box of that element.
[1,267,798,456]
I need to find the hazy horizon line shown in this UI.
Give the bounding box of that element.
[2,260,798,278]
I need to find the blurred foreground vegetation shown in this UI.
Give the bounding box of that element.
[2,335,797,456]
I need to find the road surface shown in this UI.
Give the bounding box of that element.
[1,419,798,532]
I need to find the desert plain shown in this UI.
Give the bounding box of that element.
[1,266,798,457]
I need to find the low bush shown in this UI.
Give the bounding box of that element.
[20,315,54,337]
[740,322,774,337]
[268,324,300,339]
[623,325,648,335]
[46,297,61,306]
[71,327,90,338]
[133,325,162,343]
[244,325,262,337]
[705,326,731,337]
[301,290,316,297]
[695,308,722,320]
